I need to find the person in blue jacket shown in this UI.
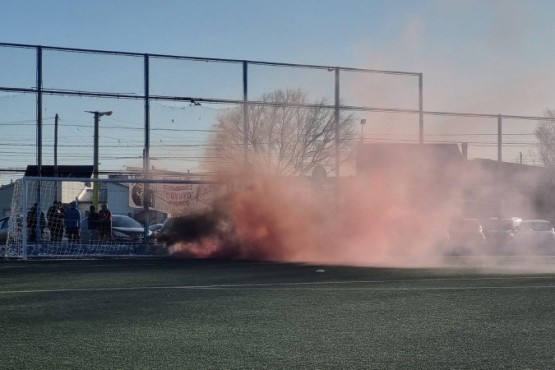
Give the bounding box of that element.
[64,201,81,242]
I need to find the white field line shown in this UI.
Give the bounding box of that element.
[0,276,554,295]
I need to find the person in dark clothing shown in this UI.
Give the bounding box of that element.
[27,203,46,243]
[98,203,112,241]
[47,200,64,242]
[88,205,100,241]
[58,202,65,217]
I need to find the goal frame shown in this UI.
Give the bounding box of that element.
[4,176,216,260]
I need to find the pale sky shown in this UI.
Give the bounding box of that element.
[2,0,555,183]
[3,0,555,114]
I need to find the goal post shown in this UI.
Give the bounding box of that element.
[2,176,217,259]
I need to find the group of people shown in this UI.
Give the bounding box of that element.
[27,201,112,243]
[86,203,113,241]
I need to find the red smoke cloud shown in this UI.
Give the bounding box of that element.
[163,143,554,271]
[165,156,460,267]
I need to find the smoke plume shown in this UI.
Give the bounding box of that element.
[157,142,555,273]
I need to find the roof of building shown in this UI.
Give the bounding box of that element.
[356,143,463,173]
[0,182,15,191]
[24,165,94,178]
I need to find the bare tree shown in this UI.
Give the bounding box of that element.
[526,149,539,166]
[209,89,355,176]
[535,110,555,167]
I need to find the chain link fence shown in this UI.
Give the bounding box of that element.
[0,42,425,183]
[2,43,554,259]
[1,43,548,187]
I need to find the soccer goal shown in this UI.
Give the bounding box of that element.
[2,176,216,259]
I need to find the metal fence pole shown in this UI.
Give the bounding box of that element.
[22,179,28,260]
[419,73,424,144]
[36,46,43,178]
[498,114,502,162]
[496,114,503,216]
[243,61,249,166]
[333,67,342,211]
[334,67,340,177]
[35,46,43,245]
[54,113,59,199]
[143,54,151,242]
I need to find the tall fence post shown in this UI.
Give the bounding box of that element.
[143,54,151,242]
[334,67,340,177]
[334,67,341,211]
[419,73,424,144]
[243,61,249,166]
[496,114,503,216]
[35,46,43,245]
[36,46,43,179]
[498,114,502,162]
[22,179,28,260]
[54,113,59,199]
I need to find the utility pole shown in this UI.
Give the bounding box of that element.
[86,110,112,208]
[93,112,100,208]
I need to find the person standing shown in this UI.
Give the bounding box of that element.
[27,203,45,243]
[47,201,64,242]
[88,205,100,241]
[98,203,112,241]
[57,201,65,241]
[64,201,81,242]
[47,201,58,241]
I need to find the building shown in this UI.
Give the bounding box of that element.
[355,142,555,222]
[463,158,555,222]
[356,142,464,213]
[0,182,15,217]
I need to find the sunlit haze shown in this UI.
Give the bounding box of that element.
[3,1,555,270]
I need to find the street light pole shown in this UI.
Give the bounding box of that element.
[86,110,112,208]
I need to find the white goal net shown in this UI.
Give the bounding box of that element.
[2,176,216,259]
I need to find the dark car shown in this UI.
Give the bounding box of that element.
[514,219,555,253]
[80,214,152,242]
[149,223,165,235]
[151,219,178,246]
[484,217,522,252]
[148,223,166,243]
[0,216,9,244]
[0,215,50,244]
[448,218,486,254]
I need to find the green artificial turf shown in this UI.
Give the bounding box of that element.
[1,258,554,369]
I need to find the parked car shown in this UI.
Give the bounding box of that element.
[149,223,165,234]
[0,215,50,244]
[80,214,152,242]
[152,219,178,246]
[484,217,522,252]
[148,223,166,243]
[515,219,555,253]
[447,218,486,253]
[0,216,9,244]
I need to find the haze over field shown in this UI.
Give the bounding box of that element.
[159,146,555,272]
[3,1,555,272]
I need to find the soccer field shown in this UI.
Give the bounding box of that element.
[1,258,554,369]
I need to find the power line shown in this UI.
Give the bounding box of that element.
[0,117,55,125]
